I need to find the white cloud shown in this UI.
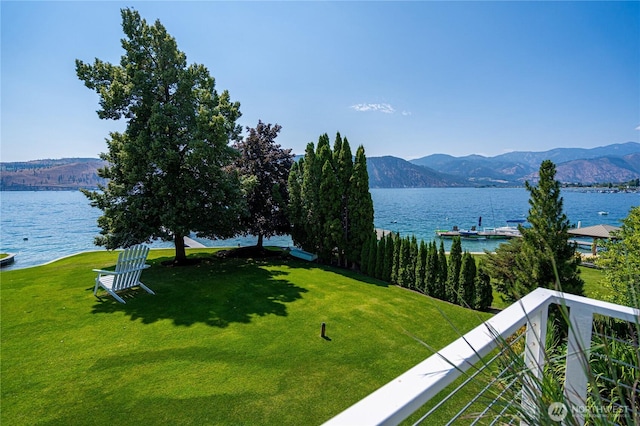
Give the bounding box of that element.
[635,125,640,131]
[350,103,395,114]
[401,110,412,116]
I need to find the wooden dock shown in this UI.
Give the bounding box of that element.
[183,236,206,248]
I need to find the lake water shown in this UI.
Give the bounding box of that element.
[1,188,638,270]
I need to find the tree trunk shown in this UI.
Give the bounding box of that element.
[174,233,187,264]
[257,233,264,249]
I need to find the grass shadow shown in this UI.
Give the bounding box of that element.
[91,254,308,327]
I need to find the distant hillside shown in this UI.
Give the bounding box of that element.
[410,142,640,185]
[0,158,107,191]
[367,156,466,188]
[2,142,639,190]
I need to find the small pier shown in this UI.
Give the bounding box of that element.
[183,236,206,248]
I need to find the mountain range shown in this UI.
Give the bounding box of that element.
[370,142,640,188]
[1,142,639,190]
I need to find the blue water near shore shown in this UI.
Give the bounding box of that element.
[1,188,638,270]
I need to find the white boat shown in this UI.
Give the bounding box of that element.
[0,253,16,267]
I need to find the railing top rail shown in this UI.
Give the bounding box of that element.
[323,288,639,426]
[546,289,639,323]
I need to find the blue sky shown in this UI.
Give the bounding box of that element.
[1,1,638,162]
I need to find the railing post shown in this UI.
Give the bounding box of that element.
[564,304,593,426]
[520,304,549,426]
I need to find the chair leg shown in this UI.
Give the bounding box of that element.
[139,282,155,295]
[106,288,127,304]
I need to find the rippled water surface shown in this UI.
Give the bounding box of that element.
[1,188,637,269]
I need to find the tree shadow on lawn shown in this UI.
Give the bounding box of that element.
[91,255,308,327]
[283,257,390,288]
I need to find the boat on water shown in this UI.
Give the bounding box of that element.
[0,253,16,267]
[436,226,482,239]
[436,219,524,240]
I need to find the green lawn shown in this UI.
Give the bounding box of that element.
[1,248,492,425]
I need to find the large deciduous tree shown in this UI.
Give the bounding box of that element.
[76,8,244,264]
[233,121,293,249]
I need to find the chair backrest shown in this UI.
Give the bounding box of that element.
[112,244,150,291]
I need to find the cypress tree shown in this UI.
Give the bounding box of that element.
[360,232,371,274]
[334,134,353,267]
[383,233,395,283]
[299,142,320,253]
[436,241,448,300]
[367,232,377,276]
[446,237,462,303]
[407,235,419,289]
[398,236,412,288]
[319,158,341,263]
[391,234,402,285]
[415,239,427,293]
[347,145,374,267]
[458,251,477,308]
[375,232,386,280]
[475,262,494,311]
[425,240,437,296]
[287,160,305,248]
[287,133,374,269]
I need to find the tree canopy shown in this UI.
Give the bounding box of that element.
[76,8,245,264]
[232,121,293,249]
[288,133,374,267]
[597,206,640,308]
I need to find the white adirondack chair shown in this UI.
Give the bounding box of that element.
[93,244,154,303]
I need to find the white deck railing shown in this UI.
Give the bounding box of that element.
[324,288,639,426]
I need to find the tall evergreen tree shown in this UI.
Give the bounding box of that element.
[407,236,419,290]
[233,121,293,248]
[77,8,244,265]
[474,262,494,311]
[360,231,371,275]
[367,232,378,276]
[287,160,305,247]
[483,237,524,303]
[334,135,353,266]
[288,134,373,268]
[298,142,320,252]
[391,234,402,284]
[425,241,438,296]
[396,237,407,287]
[375,232,386,280]
[458,251,477,308]
[347,145,374,267]
[415,239,428,293]
[446,237,462,303]
[319,159,342,262]
[436,241,448,300]
[383,233,395,283]
[513,160,584,299]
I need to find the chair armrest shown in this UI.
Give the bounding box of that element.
[92,269,118,275]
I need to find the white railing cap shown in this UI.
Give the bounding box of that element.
[324,288,639,426]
